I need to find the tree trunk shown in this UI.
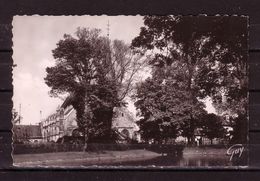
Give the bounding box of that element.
[102,110,113,142]
[105,109,114,141]
[191,136,195,146]
[187,137,191,145]
[92,107,114,143]
[83,93,91,151]
[83,129,87,151]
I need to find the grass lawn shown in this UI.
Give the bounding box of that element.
[13,149,160,167]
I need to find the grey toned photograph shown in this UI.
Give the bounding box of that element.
[12,15,248,168]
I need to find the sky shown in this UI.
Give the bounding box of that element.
[13,15,145,125]
[13,15,216,125]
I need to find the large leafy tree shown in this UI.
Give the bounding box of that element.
[229,113,248,144]
[135,70,205,144]
[200,113,226,144]
[45,28,144,144]
[132,16,248,144]
[135,77,187,143]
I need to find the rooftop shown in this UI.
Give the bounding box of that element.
[13,125,43,139]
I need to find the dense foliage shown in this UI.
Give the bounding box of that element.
[132,16,248,144]
[45,28,144,143]
[199,113,226,144]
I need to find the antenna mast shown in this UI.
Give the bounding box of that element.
[19,103,21,124]
[40,110,42,121]
[107,20,110,39]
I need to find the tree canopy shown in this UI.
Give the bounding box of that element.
[200,113,226,144]
[132,16,248,144]
[45,27,145,143]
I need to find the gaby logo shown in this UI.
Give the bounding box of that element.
[227,144,244,161]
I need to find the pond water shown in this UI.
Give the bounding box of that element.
[83,154,247,167]
[124,155,247,167]
[119,155,232,167]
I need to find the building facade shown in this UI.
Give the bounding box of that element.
[40,104,77,142]
[13,125,43,143]
[112,107,140,142]
[40,97,140,142]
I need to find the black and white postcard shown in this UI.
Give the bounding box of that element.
[12,15,248,168]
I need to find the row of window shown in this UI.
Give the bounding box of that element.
[42,126,61,137]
